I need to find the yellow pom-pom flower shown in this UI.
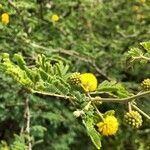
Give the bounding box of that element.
[97,116,119,136]
[80,73,97,92]
[1,13,9,25]
[51,14,59,22]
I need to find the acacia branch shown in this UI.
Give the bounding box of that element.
[20,96,32,150]
[33,90,72,99]
[90,90,150,103]
[25,97,32,150]
[33,90,150,103]
[131,55,150,63]
[131,104,150,120]
[141,55,150,62]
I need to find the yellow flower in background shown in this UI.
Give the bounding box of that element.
[136,14,145,21]
[132,5,140,12]
[97,116,119,136]
[51,14,59,22]
[139,0,146,4]
[80,73,97,92]
[1,13,9,25]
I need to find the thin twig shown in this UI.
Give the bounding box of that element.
[128,102,132,112]
[24,97,32,150]
[87,92,104,120]
[33,90,150,103]
[141,55,150,62]
[131,55,150,63]
[33,90,72,99]
[90,91,118,98]
[93,103,104,120]
[131,104,150,120]
[90,90,150,103]
[20,96,32,150]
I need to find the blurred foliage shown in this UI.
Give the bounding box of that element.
[0,0,150,150]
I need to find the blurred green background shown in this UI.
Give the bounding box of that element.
[0,0,150,149]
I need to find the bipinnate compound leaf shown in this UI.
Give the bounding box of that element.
[83,117,101,150]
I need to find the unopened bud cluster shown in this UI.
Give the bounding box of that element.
[141,78,150,90]
[69,72,81,86]
[124,111,143,128]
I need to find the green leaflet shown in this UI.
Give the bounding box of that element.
[39,69,49,81]
[31,125,47,138]
[97,80,131,98]
[2,53,71,96]
[128,48,143,57]
[140,42,150,53]
[41,112,65,123]
[13,54,33,80]
[103,110,115,118]
[15,1,36,9]
[10,134,27,150]
[13,53,26,70]
[37,54,69,77]
[83,117,101,150]
[128,44,150,64]
[54,61,69,77]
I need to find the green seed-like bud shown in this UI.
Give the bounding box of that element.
[141,78,150,90]
[69,72,81,86]
[124,111,143,128]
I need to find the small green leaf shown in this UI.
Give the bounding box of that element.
[39,69,48,81]
[103,110,115,118]
[31,125,47,138]
[128,48,143,57]
[83,118,101,150]
[97,80,131,98]
[140,42,150,53]
[13,53,26,70]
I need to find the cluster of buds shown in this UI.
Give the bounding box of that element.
[69,72,81,86]
[124,111,143,128]
[141,78,150,90]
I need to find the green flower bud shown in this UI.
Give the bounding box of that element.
[69,72,81,86]
[141,78,150,90]
[124,111,143,128]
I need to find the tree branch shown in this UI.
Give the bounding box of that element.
[131,104,150,120]
[33,90,150,104]
[90,90,150,103]
[20,96,32,150]
[33,90,72,100]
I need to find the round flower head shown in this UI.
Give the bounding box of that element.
[80,73,97,92]
[141,78,150,90]
[1,13,9,25]
[69,72,81,86]
[124,111,143,128]
[51,14,59,22]
[97,116,119,136]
